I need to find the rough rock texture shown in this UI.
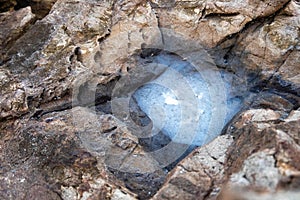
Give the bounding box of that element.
[152,135,234,200]
[15,0,58,19]
[151,0,291,48]
[225,106,300,191]
[0,0,57,18]
[153,92,300,200]
[0,0,112,119]
[0,7,36,62]
[0,0,300,199]
[0,107,147,199]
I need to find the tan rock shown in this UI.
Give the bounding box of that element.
[151,0,290,48]
[152,135,234,200]
[0,0,300,199]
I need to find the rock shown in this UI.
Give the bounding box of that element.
[0,107,142,199]
[0,0,17,12]
[152,135,234,200]
[271,50,300,96]
[16,0,58,19]
[0,0,57,19]
[152,91,299,200]
[0,0,300,199]
[72,107,166,199]
[222,104,300,198]
[0,6,36,62]
[228,151,280,190]
[220,189,300,200]
[151,0,290,48]
[216,0,300,85]
[0,0,113,120]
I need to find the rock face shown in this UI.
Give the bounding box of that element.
[0,0,57,18]
[153,93,300,199]
[152,135,234,200]
[0,0,299,200]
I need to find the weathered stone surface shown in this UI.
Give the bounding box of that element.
[151,0,290,48]
[0,1,57,17]
[234,15,298,80]
[0,0,113,119]
[17,0,58,19]
[271,50,300,96]
[0,0,299,199]
[72,107,166,198]
[152,135,234,200]
[220,189,300,200]
[0,7,35,60]
[210,0,300,101]
[152,92,299,200]
[221,105,300,198]
[0,107,142,199]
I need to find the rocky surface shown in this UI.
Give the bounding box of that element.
[0,0,57,18]
[0,0,299,199]
[0,107,154,199]
[153,92,300,199]
[0,7,36,60]
[152,134,234,200]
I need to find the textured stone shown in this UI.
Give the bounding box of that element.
[152,135,234,200]
[0,107,142,199]
[271,50,300,96]
[220,0,300,85]
[0,0,113,119]
[220,190,300,200]
[0,0,300,199]
[222,104,300,197]
[20,0,58,19]
[0,6,36,61]
[151,0,290,48]
[153,91,299,199]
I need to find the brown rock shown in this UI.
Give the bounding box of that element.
[0,0,113,120]
[0,0,300,199]
[151,0,290,48]
[222,106,300,197]
[153,91,299,200]
[222,0,300,83]
[22,0,57,19]
[0,7,35,60]
[271,50,300,96]
[152,135,234,200]
[0,107,141,199]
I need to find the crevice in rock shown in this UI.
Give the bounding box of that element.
[203,12,240,19]
[14,0,57,19]
[97,31,111,44]
[0,8,37,66]
[211,1,297,108]
[147,0,176,9]
[14,0,31,10]
[215,0,292,50]
[150,4,165,45]
[108,167,166,200]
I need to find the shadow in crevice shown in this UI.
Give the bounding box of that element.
[14,0,57,19]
